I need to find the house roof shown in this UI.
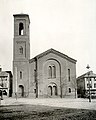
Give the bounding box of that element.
[29,48,77,64]
[77,71,96,80]
[0,71,8,77]
[6,71,13,78]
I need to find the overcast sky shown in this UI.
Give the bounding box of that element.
[0,0,96,76]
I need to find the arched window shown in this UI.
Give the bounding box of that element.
[52,66,56,78]
[68,69,70,81]
[19,22,24,35]
[20,71,22,79]
[19,46,23,54]
[48,66,52,78]
[69,88,71,93]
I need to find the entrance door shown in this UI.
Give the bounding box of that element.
[48,83,58,97]
[19,85,24,97]
[53,86,57,95]
[48,86,52,96]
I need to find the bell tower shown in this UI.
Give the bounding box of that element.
[13,14,30,97]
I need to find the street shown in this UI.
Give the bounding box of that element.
[1,97,96,110]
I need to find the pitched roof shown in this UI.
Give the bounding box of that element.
[29,48,77,63]
[77,71,96,80]
[6,71,13,77]
[0,71,8,77]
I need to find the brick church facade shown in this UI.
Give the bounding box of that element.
[13,14,77,98]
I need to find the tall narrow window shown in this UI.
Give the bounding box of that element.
[20,71,22,79]
[34,89,36,93]
[19,46,23,54]
[69,88,71,93]
[52,66,56,78]
[87,83,92,88]
[19,22,24,35]
[48,66,52,78]
[68,69,70,81]
[94,78,96,81]
[94,83,96,88]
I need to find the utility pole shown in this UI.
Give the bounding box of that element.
[86,64,91,102]
[1,77,3,100]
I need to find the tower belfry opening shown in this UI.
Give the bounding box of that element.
[19,22,24,35]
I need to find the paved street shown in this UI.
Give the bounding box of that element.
[1,97,96,110]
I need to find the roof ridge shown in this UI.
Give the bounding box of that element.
[29,48,77,63]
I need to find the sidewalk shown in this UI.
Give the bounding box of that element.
[1,97,96,110]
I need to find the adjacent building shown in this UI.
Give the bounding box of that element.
[0,68,13,98]
[77,71,96,98]
[13,14,77,98]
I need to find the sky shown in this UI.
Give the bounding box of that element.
[0,0,96,76]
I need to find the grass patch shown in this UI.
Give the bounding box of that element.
[0,104,96,120]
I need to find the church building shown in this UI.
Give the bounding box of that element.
[13,14,77,98]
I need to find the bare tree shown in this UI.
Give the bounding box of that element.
[71,75,77,98]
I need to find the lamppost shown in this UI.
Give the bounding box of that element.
[86,64,91,102]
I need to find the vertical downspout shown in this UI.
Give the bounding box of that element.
[60,65,62,98]
[34,57,38,98]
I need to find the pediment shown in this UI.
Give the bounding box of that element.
[29,48,77,64]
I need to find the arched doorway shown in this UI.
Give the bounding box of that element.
[19,85,24,97]
[48,86,52,96]
[48,83,58,97]
[53,86,57,95]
